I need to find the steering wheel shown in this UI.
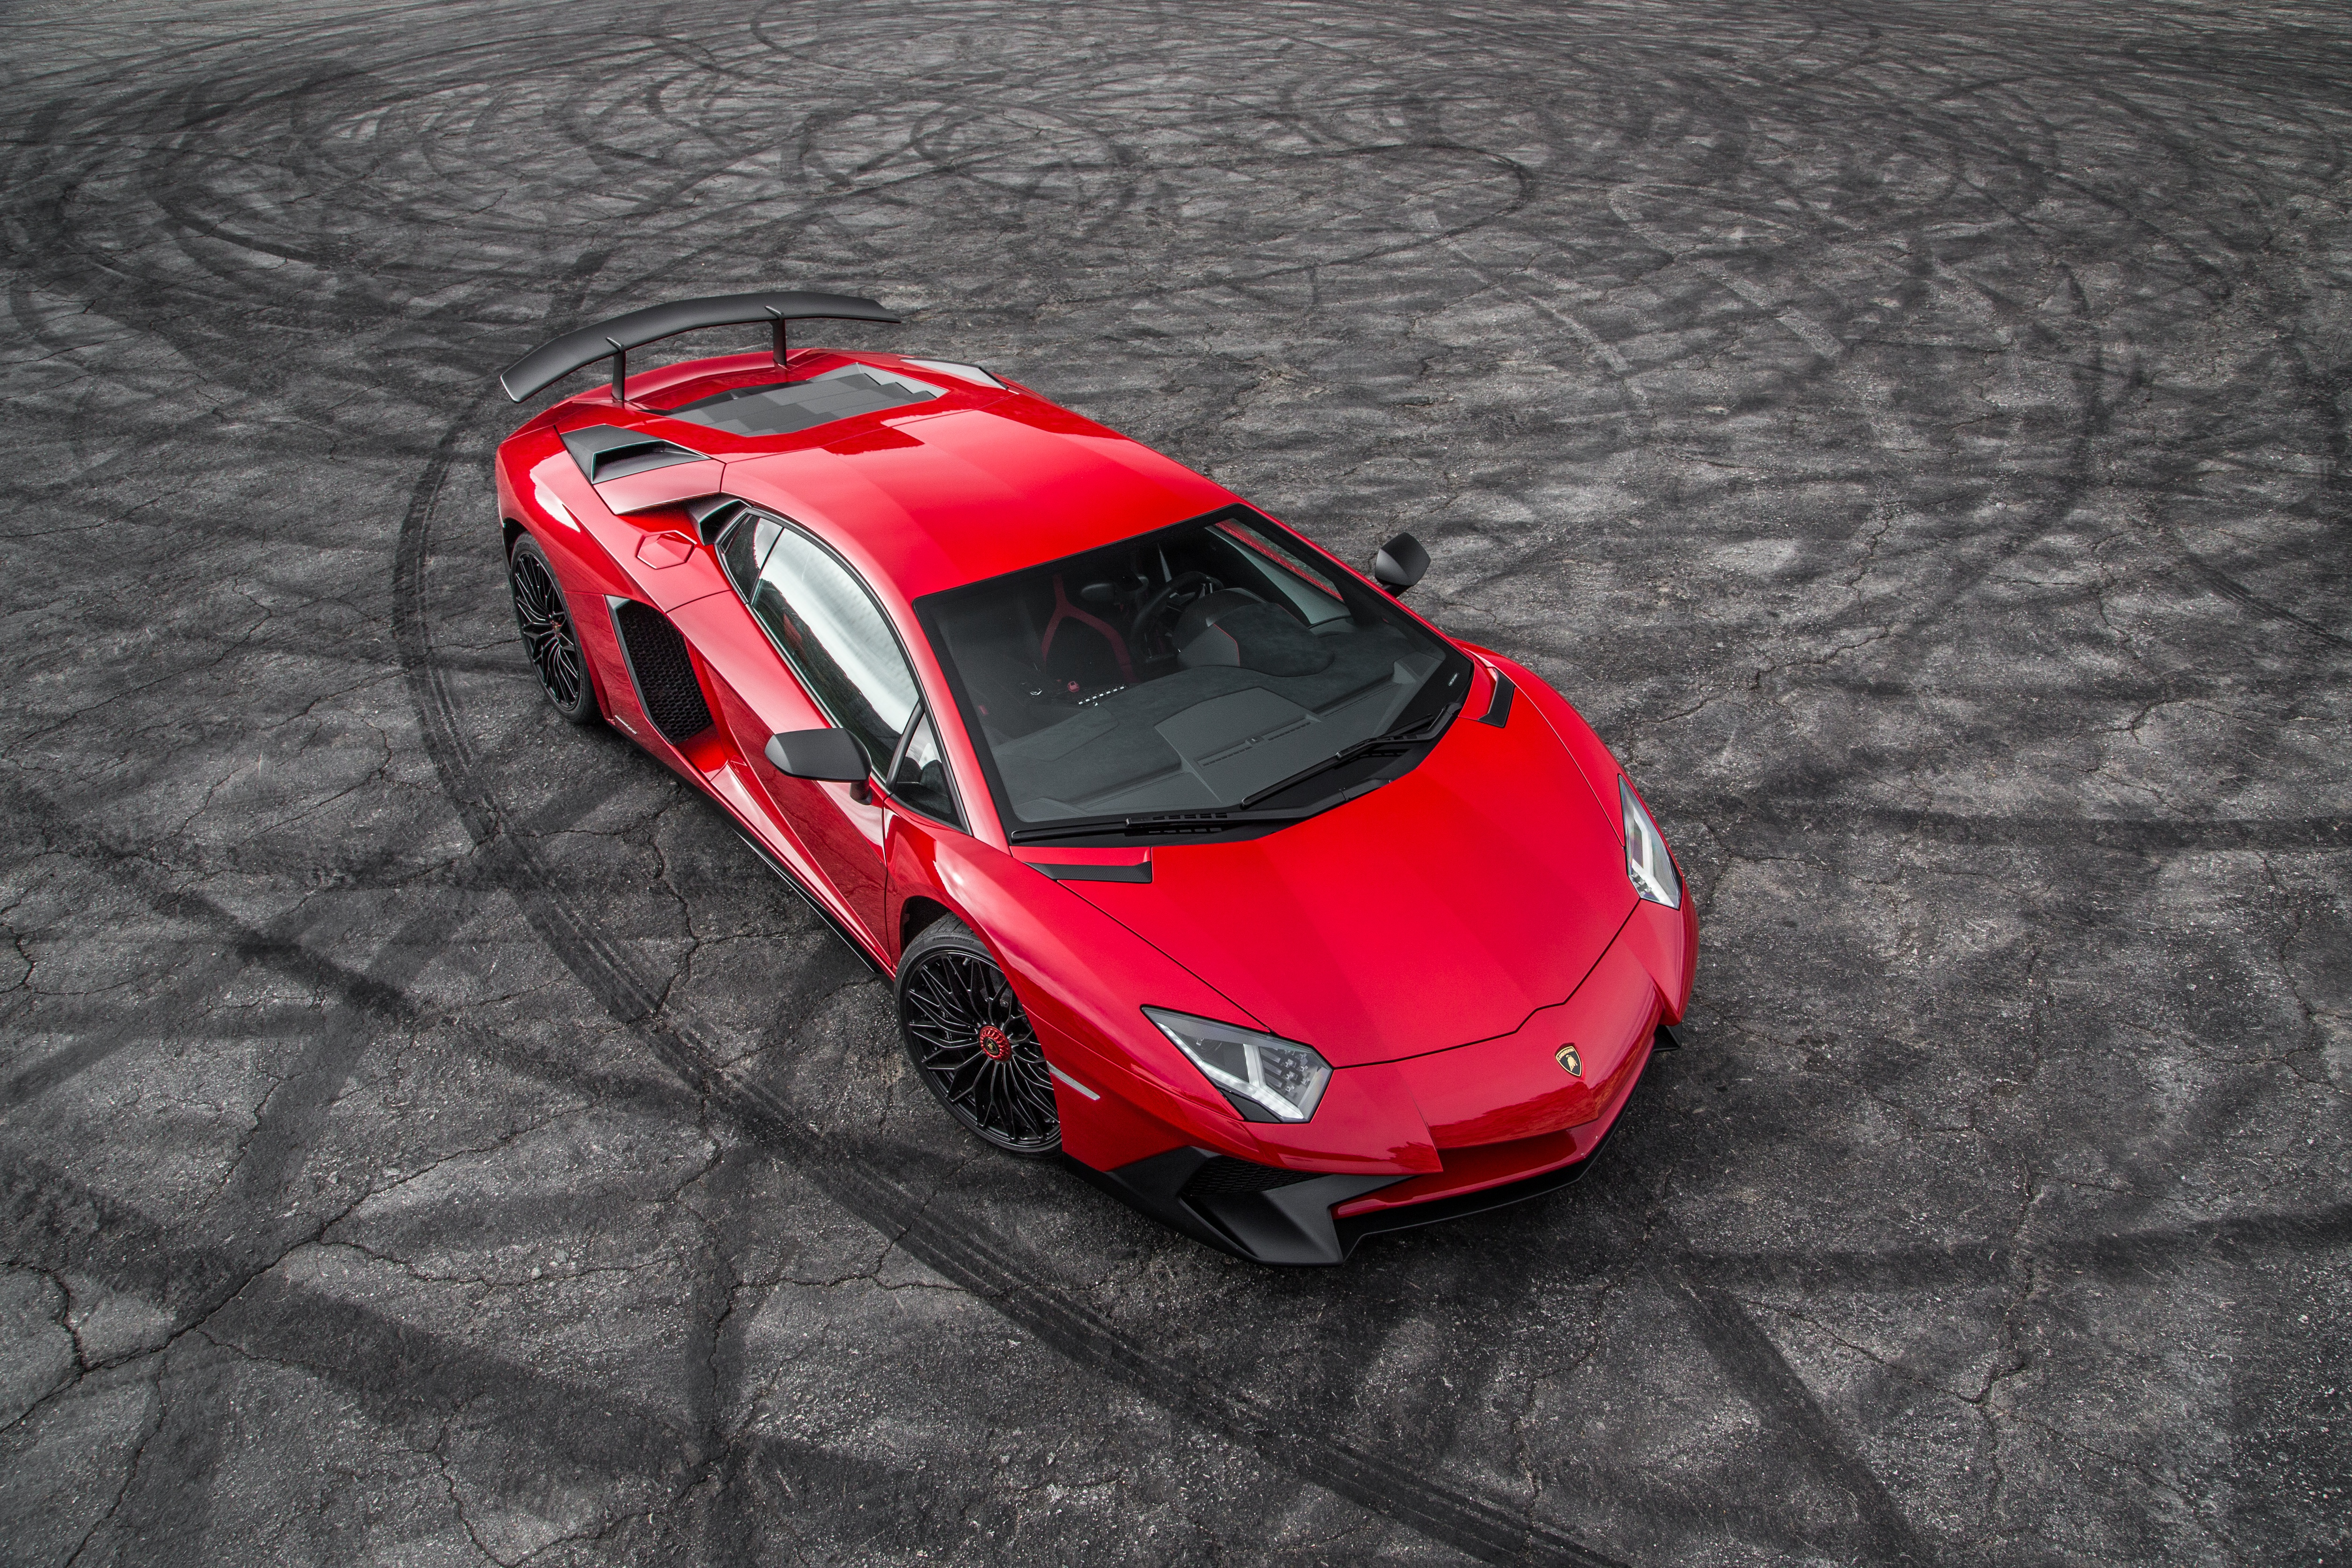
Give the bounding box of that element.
[1128,571,1216,661]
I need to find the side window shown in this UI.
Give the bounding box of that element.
[722,513,920,772]
[886,706,961,827]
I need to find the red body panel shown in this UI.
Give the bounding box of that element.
[595,458,726,517]
[526,452,731,613]
[1394,933,1657,1147]
[1061,661,1636,1067]
[670,592,892,949]
[893,819,1272,1151]
[491,342,1699,1260]
[1337,1029,1655,1220]
[722,405,1231,603]
[1470,643,1700,1016]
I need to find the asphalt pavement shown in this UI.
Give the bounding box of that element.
[1,0,2346,1563]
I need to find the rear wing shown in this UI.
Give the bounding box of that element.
[497,289,901,403]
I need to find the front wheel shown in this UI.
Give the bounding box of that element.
[896,918,1060,1156]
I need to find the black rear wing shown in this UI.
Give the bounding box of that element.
[497,289,901,403]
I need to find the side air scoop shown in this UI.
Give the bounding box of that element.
[498,289,901,403]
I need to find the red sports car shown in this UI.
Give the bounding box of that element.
[491,291,1696,1264]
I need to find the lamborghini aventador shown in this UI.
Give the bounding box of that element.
[490,290,1696,1264]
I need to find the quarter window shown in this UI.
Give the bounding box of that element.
[720,513,921,772]
[886,705,961,826]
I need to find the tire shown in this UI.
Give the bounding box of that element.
[508,533,600,725]
[896,917,1061,1156]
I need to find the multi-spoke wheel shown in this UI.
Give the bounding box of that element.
[508,534,598,724]
[897,917,1060,1156]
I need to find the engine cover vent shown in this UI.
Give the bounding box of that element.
[561,424,709,483]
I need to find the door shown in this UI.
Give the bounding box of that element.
[692,507,926,949]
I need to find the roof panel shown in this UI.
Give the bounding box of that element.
[722,400,1234,600]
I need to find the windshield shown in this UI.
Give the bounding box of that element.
[916,507,1472,843]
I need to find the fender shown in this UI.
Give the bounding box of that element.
[888,816,1438,1178]
[1472,644,1698,1017]
[495,429,645,731]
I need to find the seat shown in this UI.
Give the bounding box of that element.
[1038,573,1134,697]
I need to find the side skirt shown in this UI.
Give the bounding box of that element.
[728,827,892,980]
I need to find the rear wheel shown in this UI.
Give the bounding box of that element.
[896,918,1060,1156]
[508,534,598,725]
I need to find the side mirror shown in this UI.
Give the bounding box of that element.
[1371,532,1429,596]
[765,727,869,784]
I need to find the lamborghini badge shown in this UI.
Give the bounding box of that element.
[1555,1043,1582,1077]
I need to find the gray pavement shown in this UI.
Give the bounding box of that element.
[1,0,2346,1562]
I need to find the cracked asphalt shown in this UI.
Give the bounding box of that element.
[2,0,2348,1562]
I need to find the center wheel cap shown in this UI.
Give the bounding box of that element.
[975,1024,1013,1061]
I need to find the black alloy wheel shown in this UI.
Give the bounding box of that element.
[508,535,598,724]
[897,918,1060,1156]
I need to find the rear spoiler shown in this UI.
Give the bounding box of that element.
[497,289,901,404]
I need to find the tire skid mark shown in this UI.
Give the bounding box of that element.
[1664,1258,1928,1564]
[2161,523,2352,652]
[2,0,2345,1559]
[0,1152,928,1545]
[1686,1201,2352,1297]
[215,897,479,1210]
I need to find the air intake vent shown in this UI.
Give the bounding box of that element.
[1180,1156,1320,1200]
[685,494,747,546]
[610,601,714,744]
[561,424,709,483]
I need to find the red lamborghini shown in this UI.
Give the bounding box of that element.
[491,291,1696,1264]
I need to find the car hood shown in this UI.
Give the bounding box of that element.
[1062,675,1637,1066]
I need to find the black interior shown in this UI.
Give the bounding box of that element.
[922,509,1467,833]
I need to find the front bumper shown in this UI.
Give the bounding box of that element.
[1079,1022,1670,1264]
[1083,899,1693,1265]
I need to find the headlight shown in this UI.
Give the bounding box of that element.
[1621,777,1682,909]
[1143,1007,1332,1123]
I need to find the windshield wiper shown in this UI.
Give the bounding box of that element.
[1238,702,1461,809]
[1007,805,1319,845]
[1004,704,1459,845]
